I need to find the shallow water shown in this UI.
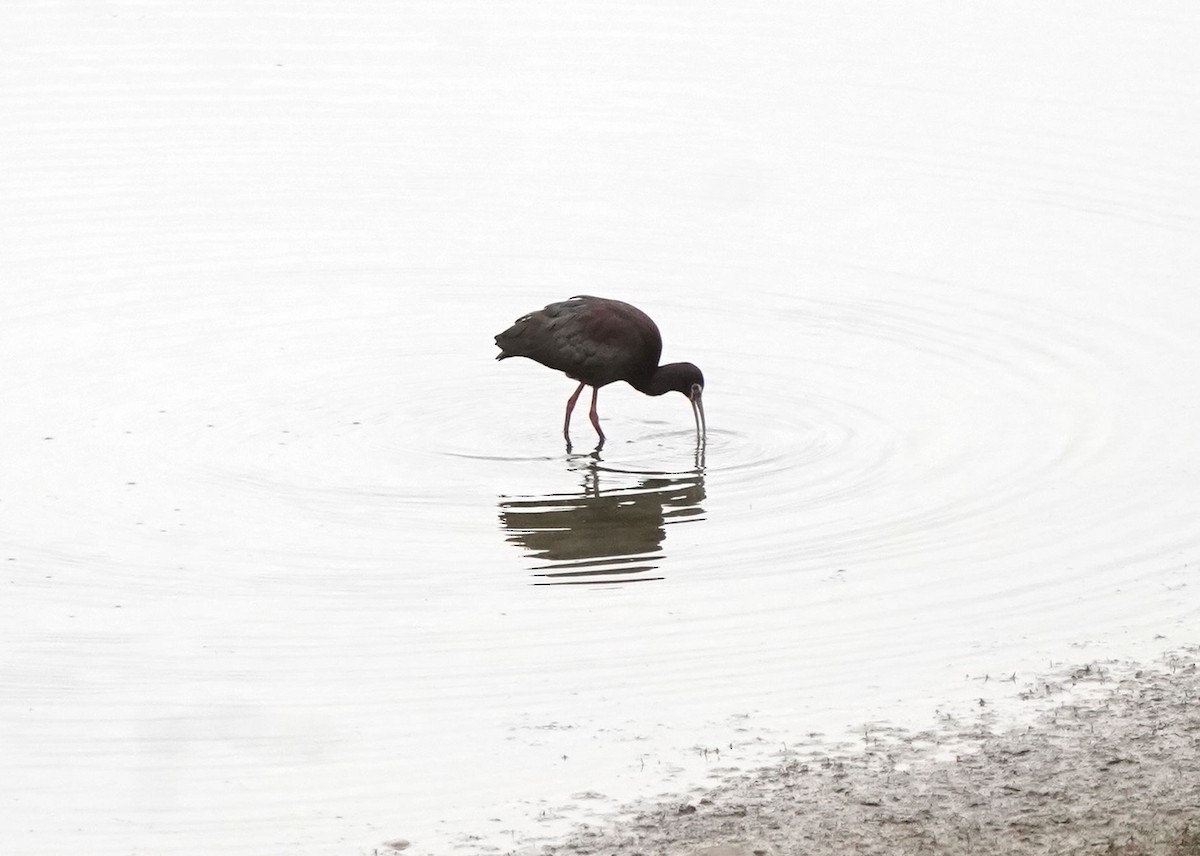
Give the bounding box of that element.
[2,2,1199,854]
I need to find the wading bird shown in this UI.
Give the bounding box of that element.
[495,295,705,450]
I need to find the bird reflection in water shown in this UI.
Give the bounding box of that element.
[499,459,706,585]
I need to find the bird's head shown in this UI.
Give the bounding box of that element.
[641,362,706,442]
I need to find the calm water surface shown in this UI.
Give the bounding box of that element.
[2,2,1198,854]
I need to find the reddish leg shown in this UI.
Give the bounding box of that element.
[588,386,606,447]
[563,381,586,446]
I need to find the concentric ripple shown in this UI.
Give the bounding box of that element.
[679,273,1182,583]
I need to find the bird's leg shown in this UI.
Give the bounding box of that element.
[563,381,586,448]
[588,386,606,448]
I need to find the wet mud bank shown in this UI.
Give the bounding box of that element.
[538,649,1200,856]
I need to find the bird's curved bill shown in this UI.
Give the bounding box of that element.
[689,385,706,443]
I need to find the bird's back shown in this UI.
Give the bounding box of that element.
[495,295,663,387]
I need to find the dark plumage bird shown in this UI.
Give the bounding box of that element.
[495,295,705,449]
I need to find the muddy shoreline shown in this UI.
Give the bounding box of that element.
[532,649,1200,856]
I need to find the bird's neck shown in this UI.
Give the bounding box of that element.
[632,363,688,397]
